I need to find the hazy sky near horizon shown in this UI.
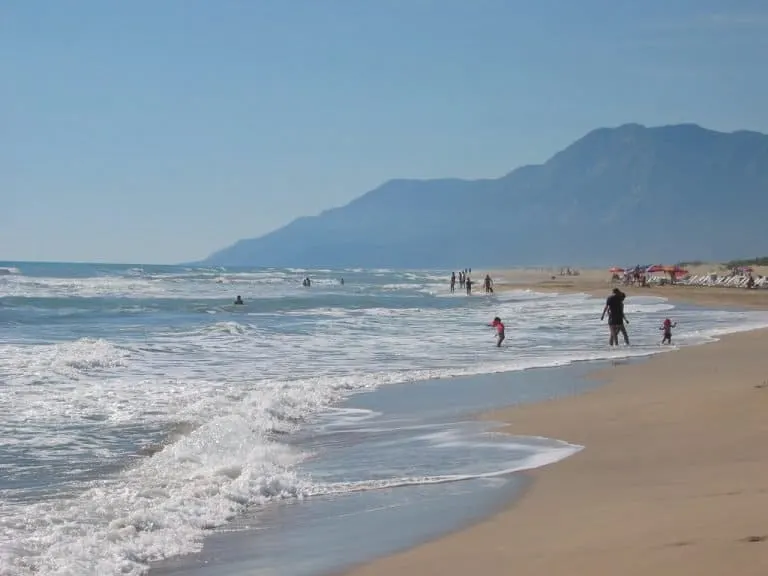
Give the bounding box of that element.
[3,0,768,264]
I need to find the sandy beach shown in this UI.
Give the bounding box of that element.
[492,265,768,309]
[342,269,768,576]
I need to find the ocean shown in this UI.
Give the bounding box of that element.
[2,262,768,576]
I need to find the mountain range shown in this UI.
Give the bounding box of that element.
[199,123,768,268]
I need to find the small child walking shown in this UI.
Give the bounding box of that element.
[489,316,505,347]
[660,318,677,345]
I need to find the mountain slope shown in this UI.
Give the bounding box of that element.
[201,124,768,268]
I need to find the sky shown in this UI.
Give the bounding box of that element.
[2,0,768,264]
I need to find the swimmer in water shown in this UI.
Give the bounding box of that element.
[489,316,505,347]
[234,295,244,305]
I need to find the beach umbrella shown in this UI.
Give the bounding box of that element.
[658,265,688,278]
[646,264,664,273]
[609,266,624,273]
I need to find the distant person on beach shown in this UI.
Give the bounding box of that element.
[450,272,456,293]
[660,318,677,345]
[489,316,505,347]
[459,271,465,289]
[340,278,344,285]
[601,288,629,346]
[234,295,244,305]
[466,275,473,295]
[484,274,494,294]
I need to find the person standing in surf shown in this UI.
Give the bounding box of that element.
[450,272,456,293]
[616,289,630,345]
[601,288,629,346]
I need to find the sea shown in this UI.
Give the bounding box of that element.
[2,262,768,576]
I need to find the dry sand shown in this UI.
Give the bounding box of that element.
[491,265,768,309]
[341,270,768,576]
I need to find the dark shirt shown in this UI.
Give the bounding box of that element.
[606,294,624,325]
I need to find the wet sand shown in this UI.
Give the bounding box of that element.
[341,270,768,576]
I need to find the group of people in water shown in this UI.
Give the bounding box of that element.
[236,272,678,349]
[450,270,494,295]
[488,286,678,350]
[600,287,677,346]
[233,276,345,305]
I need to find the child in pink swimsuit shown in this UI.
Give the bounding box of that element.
[489,317,505,347]
[660,318,677,344]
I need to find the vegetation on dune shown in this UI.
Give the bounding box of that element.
[676,257,768,269]
[676,260,705,267]
[724,257,768,268]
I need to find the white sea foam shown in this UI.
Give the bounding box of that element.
[0,337,130,383]
[2,267,768,575]
[0,269,306,299]
[312,434,582,496]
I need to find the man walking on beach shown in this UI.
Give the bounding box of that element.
[601,288,629,346]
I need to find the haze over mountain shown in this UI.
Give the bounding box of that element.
[200,124,768,268]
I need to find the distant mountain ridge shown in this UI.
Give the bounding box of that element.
[200,123,768,268]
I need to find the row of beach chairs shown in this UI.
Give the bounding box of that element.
[673,274,767,289]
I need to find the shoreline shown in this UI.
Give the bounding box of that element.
[152,364,601,576]
[340,276,768,576]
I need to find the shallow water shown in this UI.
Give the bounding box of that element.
[153,363,605,576]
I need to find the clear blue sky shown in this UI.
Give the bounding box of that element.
[3,0,767,264]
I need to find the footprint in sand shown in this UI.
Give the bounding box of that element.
[742,535,767,543]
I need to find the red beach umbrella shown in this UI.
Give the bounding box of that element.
[657,265,688,278]
[609,267,624,274]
